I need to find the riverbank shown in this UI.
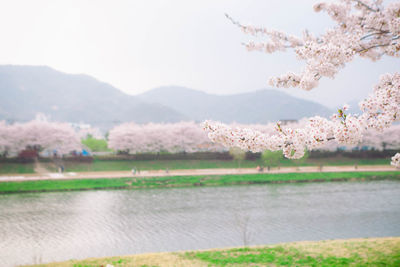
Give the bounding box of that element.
[26,237,400,266]
[0,171,399,194]
[0,156,393,174]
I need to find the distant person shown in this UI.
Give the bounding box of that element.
[132,167,136,175]
[58,164,64,173]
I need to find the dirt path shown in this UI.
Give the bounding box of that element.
[33,157,50,175]
[0,165,398,182]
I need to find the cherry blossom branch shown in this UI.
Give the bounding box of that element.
[227,1,400,91]
[358,42,397,53]
[204,72,400,165]
[352,0,379,12]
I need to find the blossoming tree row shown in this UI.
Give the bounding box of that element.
[107,121,225,154]
[107,121,400,154]
[0,120,81,157]
[204,0,400,167]
[1,119,398,157]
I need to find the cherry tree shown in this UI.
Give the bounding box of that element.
[0,121,21,157]
[204,0,400,167]
[108,122,224,154]
[107,120,400,155]
[0,119,81,157]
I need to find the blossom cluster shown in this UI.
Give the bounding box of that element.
[392,153,400,168]
[238,0,400,91]
[0,119,81,156]
[108,121,225,154]
[205,0,400,167]
[204,109,366,160]
[360,73,400,130]
[204,73,399,165]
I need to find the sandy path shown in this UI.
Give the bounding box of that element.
[0,165,398,182]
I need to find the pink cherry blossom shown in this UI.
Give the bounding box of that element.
[205,0,400,167]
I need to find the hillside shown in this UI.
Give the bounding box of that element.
[0,66,333,128]
[138,86,333,123]
[0,65,186,129]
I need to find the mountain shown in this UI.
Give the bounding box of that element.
[0,65,333,129]
[137,86,333,123]
[0,65,186,129]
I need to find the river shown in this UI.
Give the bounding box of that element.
[0,180,399,266]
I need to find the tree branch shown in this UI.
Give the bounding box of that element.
[352,0,379,12]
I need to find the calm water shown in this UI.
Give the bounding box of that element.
[0,181,399,266]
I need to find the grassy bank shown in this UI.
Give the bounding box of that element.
[0,162,35,174]
[58,157,392,172]
[0,171,398,194]
[0,157,392,174]
[26,237,400,266]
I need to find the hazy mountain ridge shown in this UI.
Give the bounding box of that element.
[0,65,333,129]
[0,65,186,129]
[138,86,333,123]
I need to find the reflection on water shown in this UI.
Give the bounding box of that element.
[0,180,399,266]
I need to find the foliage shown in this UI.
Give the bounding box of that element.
[261,150,283,167]
[229,147,246,168]
[81,135,110,152]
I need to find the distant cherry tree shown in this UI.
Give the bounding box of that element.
[0,119,81,157]
[204,0,400,167]
[108,121,224,154]
[107,120,400,155]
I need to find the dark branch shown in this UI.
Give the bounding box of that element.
[352,0,379,12]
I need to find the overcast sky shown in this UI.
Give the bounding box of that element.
[0,0,397,108]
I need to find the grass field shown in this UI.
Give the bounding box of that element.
[26,237,400,266]
[0,157,393,174]
[0,163,35,174]
[47,157,392,173]
[0,171,398,194]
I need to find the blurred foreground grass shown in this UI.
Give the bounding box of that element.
[26,237,400,267]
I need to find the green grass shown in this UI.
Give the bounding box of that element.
[26,237,400,267]
[0,163,34,174]
[188,246,354,266]
[0,157,393,175]
[81,136,111,152]
[0,171,398,194]
[185,238,400,266]
[57,157,392,173]
[60,159,257,172]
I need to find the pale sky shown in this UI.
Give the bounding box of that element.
[0,0,397,108]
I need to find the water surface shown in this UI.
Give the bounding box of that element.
[0,180,399,266]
